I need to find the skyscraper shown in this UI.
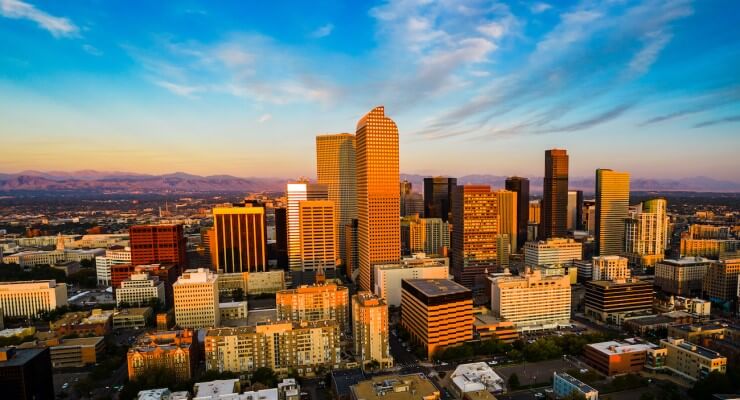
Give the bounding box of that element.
[624,198,669,268]
[356,106,401,291]
[541,149,569,239]
[496,189,517,253]
[567,190,584,231]
[287,182,329,271]
[451,185,498,289]
[424,177,457,222]
[298,200,338,271]
[316,133,357,266]
[400,180,424,217]
[129,224,187,270]
[505,177,529,252]
[212,203,267,273]
[595,169,630,256]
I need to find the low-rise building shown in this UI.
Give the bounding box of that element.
[173,268,220,329]
[205,320,341,375]
[656,338,727,381]
[0,280,67,318]
[449,362,504,397]
[584,279,654,325]
[95,246,131,286]
[219,301,248,324]
[552,372,598,400]
[276,283,349,333]
[248,270,286,294]
[127,330,196,383]
[112,307,153,329]
[655,257,711,297]
[472,314,518,343]
[116,272,166,307]
[350,374,440,400]
[583,339,656,376]
[50,309,113,337]
[592,255,630,281]
[50,336,105,368]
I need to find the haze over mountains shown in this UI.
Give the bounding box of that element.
[0,171,738,194]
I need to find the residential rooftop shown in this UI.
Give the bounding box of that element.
[350,374,439,400]
[554,372,597,394]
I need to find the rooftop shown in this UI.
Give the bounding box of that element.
[554,372,597,394]
[403,279,470,297]
[194,379,239,398]
[450,362,504,394]
[587,339,656,355]
[663,338,726,360]
[137,388,171,400]
[0,347,45,367]
[55,336,105,347]
[351,374,439,400]
[660,257,712,266]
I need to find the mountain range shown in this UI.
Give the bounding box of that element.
[0,170,738,193]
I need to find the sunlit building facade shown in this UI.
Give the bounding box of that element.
[352,292,393,369]
[451,185,498,289]
[287,182,329,271]
[212,204,267,273]
[541,149,568,239]
[595,169,630,256]
[624,198,669,268]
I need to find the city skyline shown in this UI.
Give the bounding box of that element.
[1,1,739,180]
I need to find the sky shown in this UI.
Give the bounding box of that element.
[1,0,739,180]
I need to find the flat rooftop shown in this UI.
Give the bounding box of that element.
[0,347,45,367]
[351,374,438,400]
[55,336,105,347]
[402,279,470,297]
[554,372,597,393]
[587,340,656,355]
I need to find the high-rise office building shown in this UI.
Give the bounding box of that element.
[400,279,473,359]
[505,177,529,252]
[489,269,571,331]
[567,190,584,231]
[624,198,669,268]
[595,169,630,256]
[316,133,357,266]
[297,200,338,271]
[703,258,740,303]
[212,203,267,273]
[356,106,401,291]
[541,149,569,239]
[400,182,424,217]
[422,177,456,223]
[400,215,450,256]
[496,190,517,253]
[345,219,358,279]
[173,268,220,329]
[129,224,188,270]
[352,292,393,369]
[451,185,498,289]
[585,279,653,325]
[287,182,329,271]
[274,207,289,268]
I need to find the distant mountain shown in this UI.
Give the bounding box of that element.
[0,170,738,193]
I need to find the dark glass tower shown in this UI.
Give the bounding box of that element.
[505,176,530,251]
[423,177,457,222]
[541,149,569,239]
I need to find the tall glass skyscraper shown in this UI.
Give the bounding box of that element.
[541,149,569,239]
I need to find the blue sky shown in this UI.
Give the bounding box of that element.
[1,0,739,180]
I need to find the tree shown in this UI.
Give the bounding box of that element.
[508,373,520,389]
[689,371,734,400]
[251,367,278,387]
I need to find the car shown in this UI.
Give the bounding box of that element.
[487,361,498,365]
[534,393,545,399]
[580,368,589,373]
[62,383,69,390]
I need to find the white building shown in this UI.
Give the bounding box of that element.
[489,269,571,331]
[173,268,220,328]
[0,280,68,317]
[95,247,131,286]
[373,254,449,306]
[449,362,505,397]
[524,238,582,267]
[592,256,630,281]
[3,248,103,268]
[116,273,165,307]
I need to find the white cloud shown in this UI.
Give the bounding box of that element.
[310,23,334,38]
[257,114,272,123]
[477,22,505,39]
[627,31,671,77]
[82,44,103,56]
[530,2,552,14]
[0,0,79,38]
[154,80,202,98]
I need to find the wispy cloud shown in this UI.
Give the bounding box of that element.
[639,86,740,126]
[82,44,103,56]
[0,0,79,38]
[693,115,740,128]
[154,80,202,98]
[310,23,334,38]
[257,113,272,123]
[530,2,552,14]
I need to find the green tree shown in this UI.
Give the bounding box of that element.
[251,367,278,387]
[508,373,520,389]
[688,371,734,400]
